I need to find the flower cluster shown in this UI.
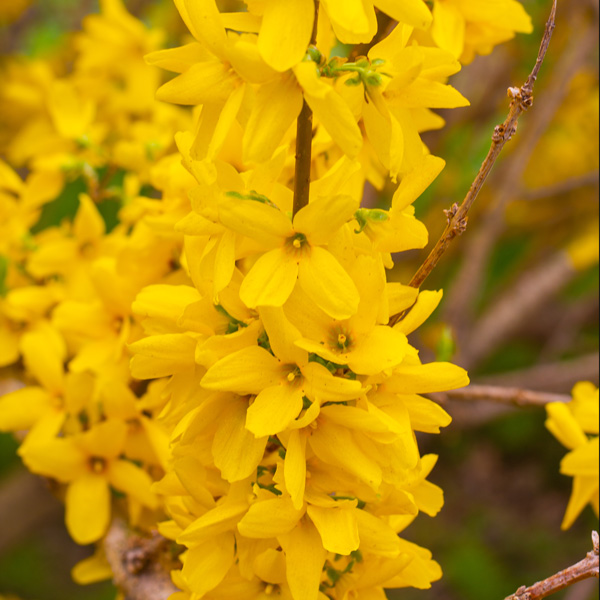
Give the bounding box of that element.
[545,382,599,530]
[0,0,192,546]
[0,0,538,598]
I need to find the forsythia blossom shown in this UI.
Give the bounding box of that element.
[546,382,600,530]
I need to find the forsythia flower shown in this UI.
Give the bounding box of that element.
[429,0,533,63]
[545,382,600,529]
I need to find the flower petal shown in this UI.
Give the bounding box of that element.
[212,398,268,482]
[298,247,359,320]
[307,504,359,555]
[259,0,314,71]
[246,385,304,437]
[66,474,111,545]
[240,248,299,309]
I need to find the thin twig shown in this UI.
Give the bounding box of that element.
[458,250,576,369]
[439,384,570,407]
[104,518,179,600]
[476,352,600,392]
[293,1,319,217]
[444,17,598,333]
[504,531,599,600]
[397,0,558,298]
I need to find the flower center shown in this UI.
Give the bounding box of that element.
[285,233,309,258]
[89,457,106,474]
[328,324,353,352]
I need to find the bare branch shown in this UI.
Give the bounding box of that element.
[477,352,600,393]
[504,531,599,600]
[458,250,577,369]
[104,518,179,600]
[293,1,319,217]
[438,384,571,407]
[444,17,598,332]
[405,0,557,291]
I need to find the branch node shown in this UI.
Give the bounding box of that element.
[443,203,460,224]
[492,124,506,143]
[593,530,599,555]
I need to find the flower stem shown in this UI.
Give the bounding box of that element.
[293,1,319,217]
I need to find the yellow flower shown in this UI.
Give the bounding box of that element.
[545,382,599,529]
[430,0,532,63]
[201,306,364,437]
[219,193,361,319]
[20,419,157,544]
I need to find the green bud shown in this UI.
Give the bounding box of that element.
[364,72,383,87]
[344,75,362,87]
[306,46,322,64]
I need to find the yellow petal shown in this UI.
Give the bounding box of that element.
[309,421,382,489]
[73,194,105,246]
[298,247,359,320]
[20,437,86,482]
[307,504,359,555]
[129,333,197,379]
[246,385,304,437]
[561,476,599,530]
[347,327,408,375]
[259,0,314,72]
[156,61,236,105]
[66,474,111,544]
[71,550,113,584]
[108,459,158,508]
[560,438,599,478]
[323,0,373,42]
[285,430,307,510]
[132,284,201,325]
[181,532,236,595]
[240,248,299,309]
[244,76,303,164]
[219,195,293,246]
[386,362,470,394]
[294,194,358,246]
[431,0,465,58]
[20,326,66,394]
[178,0,228,57]
[77,419,127,459]
[202,345,283,394]
[546,402,588,451]
[392,154,446,211]
[179,502,248,544]
[394,290,443,335]
[295,62,363,157]
[145,42,212,74]
[279,518,326,600]
[212,398,268,482]
[354,509,401,557]
[238,497,303,538]
[375,0,433,30]
[0,386,52,431]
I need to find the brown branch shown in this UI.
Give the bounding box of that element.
[477,352,600,393]
[293,1,319,217]
[458,250,577,369]
[403,0,557,293]
[439,384,571,407]
[104,518,179,600]
[349,10,394,59]
[504,531,599,600]
[444,17,598,333]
